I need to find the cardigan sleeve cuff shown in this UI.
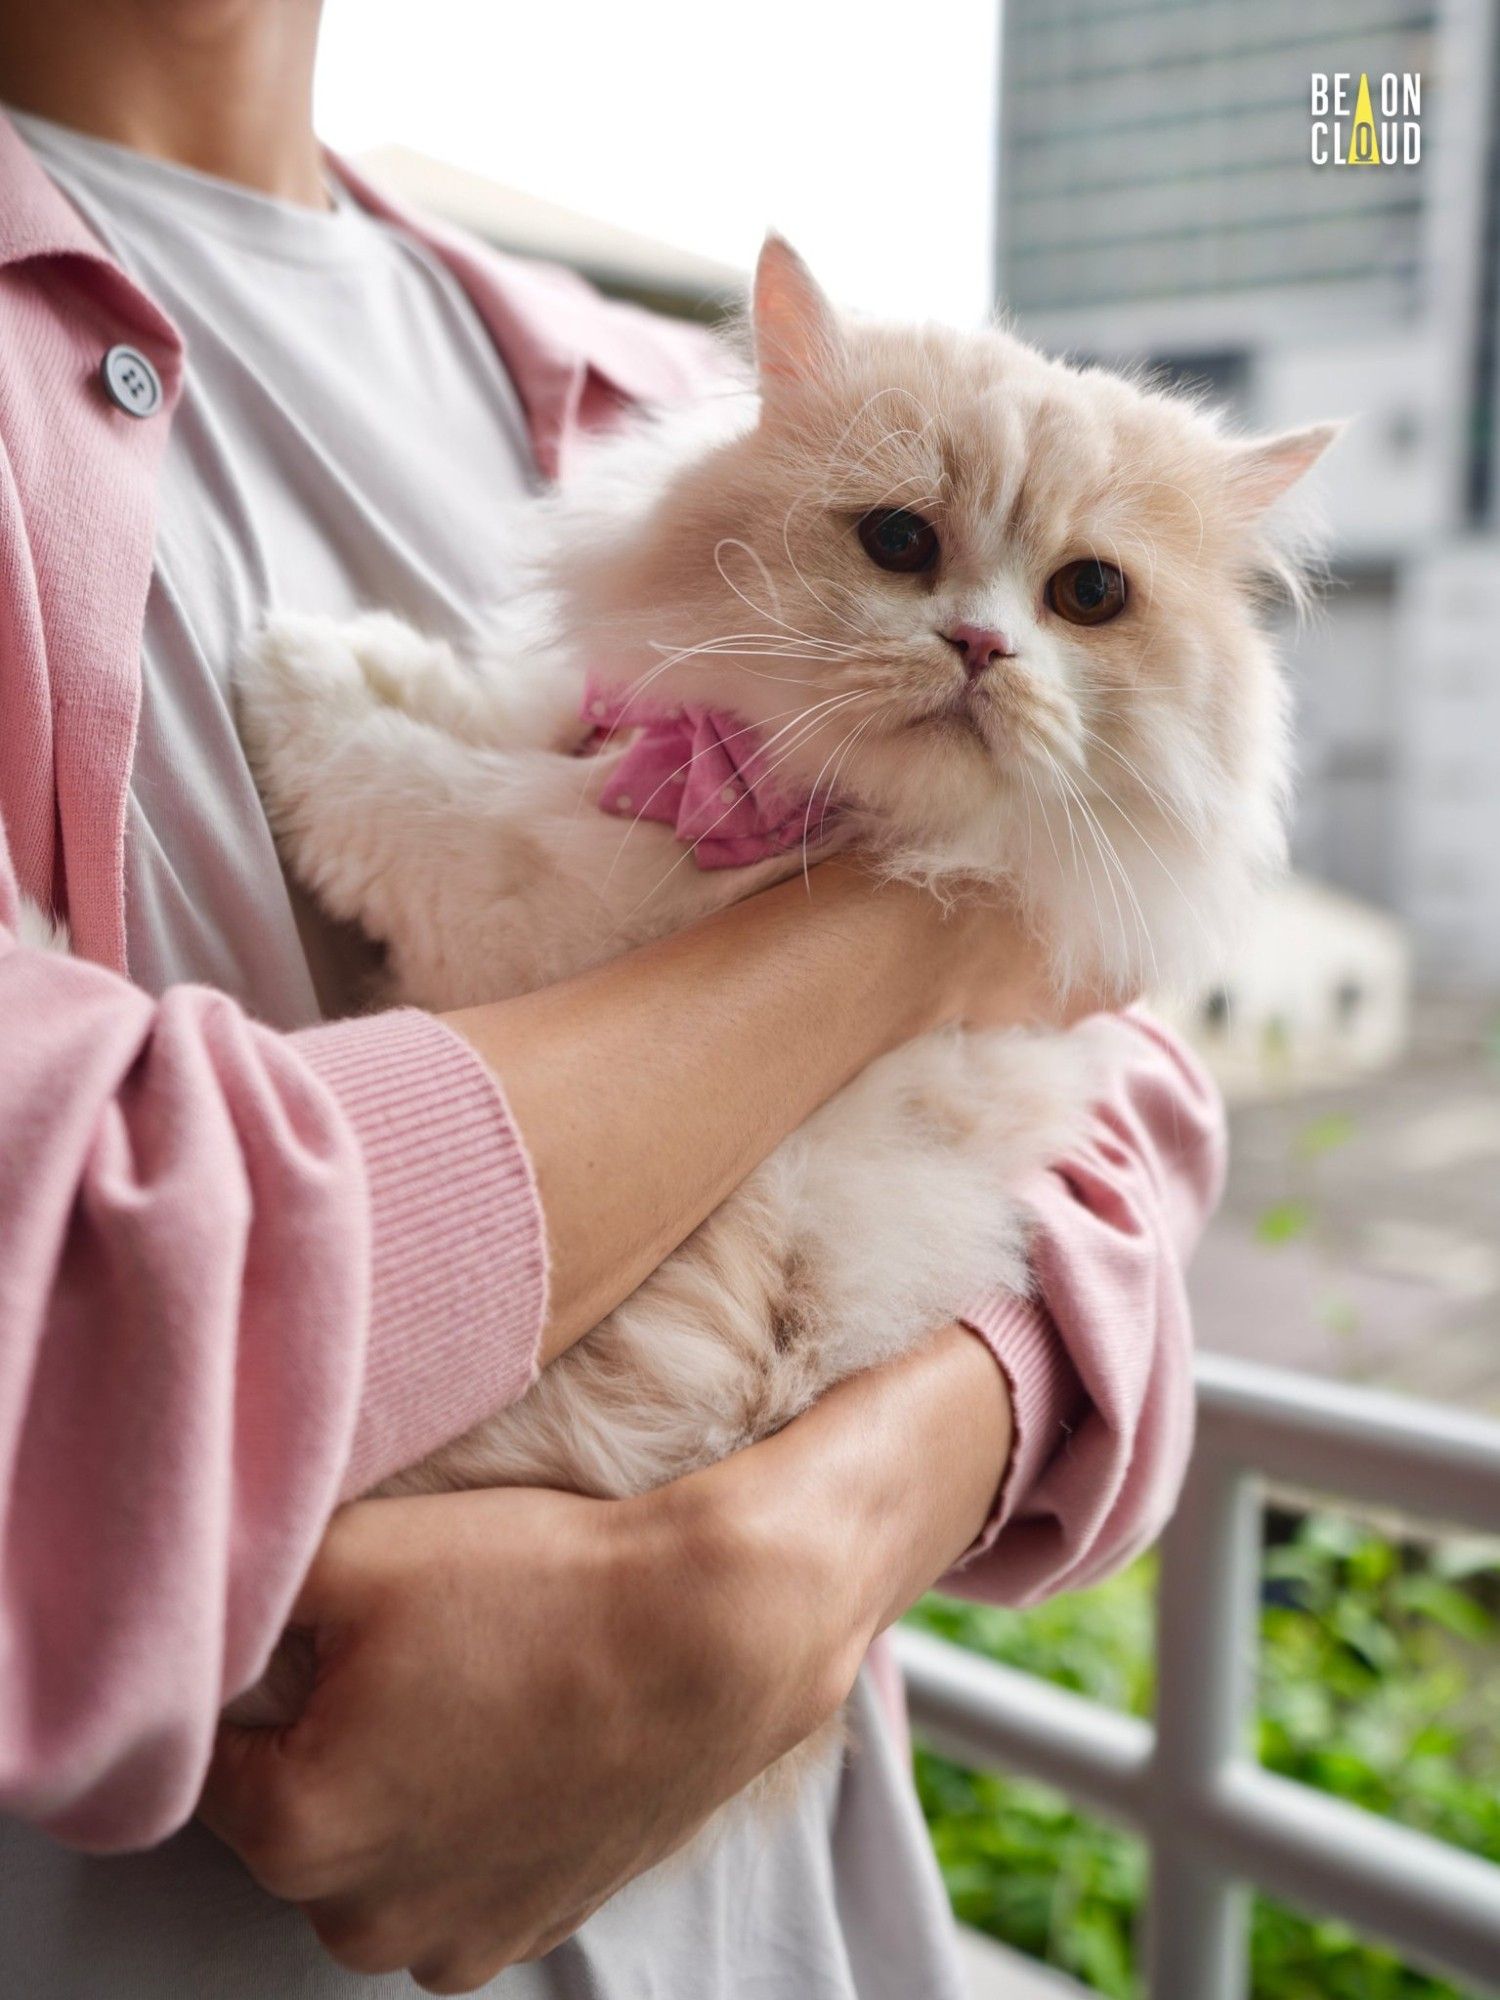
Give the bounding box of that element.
[293,1008,549,1495]
[945,1290,1086,1576]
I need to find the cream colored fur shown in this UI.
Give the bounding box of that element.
[15,899,69,955]
[234,239,1333,1719]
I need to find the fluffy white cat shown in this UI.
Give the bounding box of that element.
[236,236,1332,1518]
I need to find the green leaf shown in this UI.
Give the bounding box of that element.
[1296,1112,1358,1159]
[1256,1200,1314,1245]
[1395,1574,1495,1641]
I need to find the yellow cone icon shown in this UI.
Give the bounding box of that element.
[1347,71,1382,165]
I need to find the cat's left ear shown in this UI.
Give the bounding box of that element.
[752,234,841,390]
[1223,421,1343,515]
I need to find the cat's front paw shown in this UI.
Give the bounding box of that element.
[237,611,367,736]
[239,611,461,731]
[234,613,390,824]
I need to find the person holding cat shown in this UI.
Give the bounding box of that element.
[0,2,1234,1996]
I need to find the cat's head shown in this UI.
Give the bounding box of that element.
[563,236,1337,998]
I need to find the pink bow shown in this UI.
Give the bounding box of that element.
[581,678,839,869]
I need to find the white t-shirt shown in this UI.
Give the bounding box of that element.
[0,114,972,2000]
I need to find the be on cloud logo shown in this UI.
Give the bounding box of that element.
[1311,71,1422,166]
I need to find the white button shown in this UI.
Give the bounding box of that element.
[590,699,608,719]
[100,345,163,418]
[614,793,632,811]
[720,784,738,805]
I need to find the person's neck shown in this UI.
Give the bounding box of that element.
[0,0,327,206]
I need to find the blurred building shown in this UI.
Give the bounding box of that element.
[996,0,1500,982]
[1160,877,1412,1100]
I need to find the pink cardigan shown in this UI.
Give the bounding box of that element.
[0,114,1224,1854]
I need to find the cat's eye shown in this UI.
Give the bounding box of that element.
[1047,559,1127,626]
[857,508,939,575]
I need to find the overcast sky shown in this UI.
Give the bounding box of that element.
[316,0,1000,325]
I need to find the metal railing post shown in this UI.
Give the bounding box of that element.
[1142,1448,1262,2000]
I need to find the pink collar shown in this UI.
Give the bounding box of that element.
[582,679,840,869]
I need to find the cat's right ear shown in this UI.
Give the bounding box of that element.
[1222,422,1343,515]
[753,234,841,390]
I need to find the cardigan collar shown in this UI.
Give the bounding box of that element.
[0,107,111,267]
[0,111,184,361]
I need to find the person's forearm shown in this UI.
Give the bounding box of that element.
[445,866,1044,1365]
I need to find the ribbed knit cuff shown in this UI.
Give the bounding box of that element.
[293,1009,549,1495]
[946,1290,1086,1575]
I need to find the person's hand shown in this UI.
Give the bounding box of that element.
[198,1326,1008,1991]
[198,1476,867,1994]
[941,888,1116,1033]
[834,858,1120,1036]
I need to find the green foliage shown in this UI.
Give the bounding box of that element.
[919,1756,1143,1997]
[907,1515,1500,1999]
[1294,1111,1358,1161]
[1253,1109,1359,1256]
[1255,1199,1314,1246]
[912,1570,1155,1717]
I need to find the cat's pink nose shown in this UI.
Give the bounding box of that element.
[944,623,1016,679]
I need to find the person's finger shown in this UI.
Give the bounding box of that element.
[411,1948,511,1995]
[306,1896,417,1979]
[197,1718,286,1843]
[200,1720,348,1903]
